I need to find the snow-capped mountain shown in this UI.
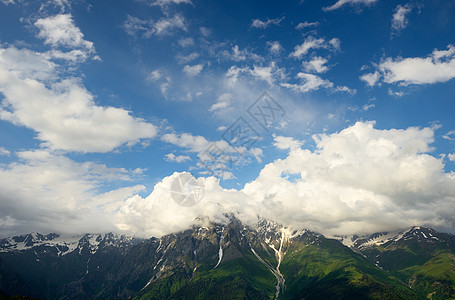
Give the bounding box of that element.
[333,226,448,251]
[0,220,454,299]
[0,232,141,256]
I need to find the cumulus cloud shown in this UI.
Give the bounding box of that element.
[35,14,94,51]
[273,135,303,151]
[302,56,329,73]
[165,153,191,163]
[281,72,333,92]
[0,46,157,152]
[0,46,56,81]
[118,121,455,237]
[290,36,340,59]
[161,131,263,179]
[323,0,379,11]
[363,45,455,86]
[161,132,212,153]
[360,71,381,86]
[0,149,144,236]
[116,173,247,237]
[183,64,203,76]
[34,14,98,62]
[226,62,285,85]
[250,17,284,29]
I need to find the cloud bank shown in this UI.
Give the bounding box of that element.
[117,121,455,237]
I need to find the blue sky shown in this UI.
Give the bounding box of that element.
[1,0,455,237]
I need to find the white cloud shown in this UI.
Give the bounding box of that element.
[0,47,56,81]
[209,93,232,112]
[0,46,157,152]
[34,16,99,62]
[154,14,187,35]
[176,52,199,64]
[161,132,212,153]
[147,70,163,81]
[118,122,455,237]
[448,153,455,161]
[35,14,95,54]
[183,64,203,76]
[362,97,376,111]
[148,0,192,7]
[250,147,263,163]
[123,15,152,37]
[0,147,10,156]
[323,0,379,11]
[165,153,191,163]
[250,17,284,29]
[267,41,283,54]
[281,72,333,92]
[1,0,15,5]
[443,130,455,141]
[388,88,405,97]
[250,63,284,84]
[178,37,194,47]
[0,149,144,236]
[373,45,455,85]
[146,70,172,98]
[334,85,357,94]
[161,131,262,179]
[302,56,329,73]
[295,21,319,30]
[226,62,285,85]
[360,71,381,86]
[116,173,243,237]
[328,38,341,50]
[123,14,187,38]
[44,49,96,63]
[392,4,412,33]
[290,36,340,59]
[273,135,303,151]
[222,45,262,62]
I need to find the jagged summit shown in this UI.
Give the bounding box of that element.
[333,225,450,250]
[1,220,454,299]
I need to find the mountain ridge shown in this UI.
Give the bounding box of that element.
[1,219,454,299]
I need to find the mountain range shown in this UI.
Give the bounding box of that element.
[0,217,454,299]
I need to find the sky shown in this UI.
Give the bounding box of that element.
[1,0,455,238]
